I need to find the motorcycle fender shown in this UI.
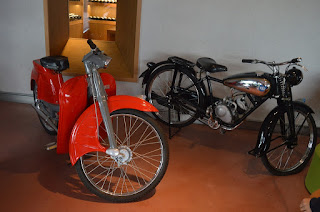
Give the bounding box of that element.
[139,60,172,85]
[57,73,117,154]
[253,101,314,157]
[69,95,158,165]
[57,76,88,154]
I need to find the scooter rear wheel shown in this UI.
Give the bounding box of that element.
[75,109,169,202]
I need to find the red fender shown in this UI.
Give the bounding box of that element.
[69,96,158,165]
[57,76,88,154]
[57,73,116,154]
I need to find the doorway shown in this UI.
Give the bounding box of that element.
[44,0,141,82]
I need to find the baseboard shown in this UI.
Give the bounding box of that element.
[0,91,33,104]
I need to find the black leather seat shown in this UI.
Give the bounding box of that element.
[196,57,227,73]
[40,56,69,72]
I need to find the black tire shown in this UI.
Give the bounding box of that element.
[75,109,169,202]
[33,84,57,135]
[145,65,204,128]
[261,104,317,176]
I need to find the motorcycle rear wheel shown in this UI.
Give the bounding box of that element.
[261,105,317,176]
[145,65,204,128]
[75,109,169,202]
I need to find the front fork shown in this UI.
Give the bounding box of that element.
[86,63,119,157]
[277,83,297,146]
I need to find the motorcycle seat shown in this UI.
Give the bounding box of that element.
[40,56,69,72]
[196,57,227,73]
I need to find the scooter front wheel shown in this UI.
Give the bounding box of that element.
[75,109,169,202]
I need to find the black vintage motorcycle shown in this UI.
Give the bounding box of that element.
[140,56,317,176]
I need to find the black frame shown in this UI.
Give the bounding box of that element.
[169,67,271,129]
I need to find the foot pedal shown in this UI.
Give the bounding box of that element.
[45,142,57,151]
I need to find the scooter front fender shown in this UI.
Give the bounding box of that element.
[69,95,158,165]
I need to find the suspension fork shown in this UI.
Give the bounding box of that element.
[277,86,296,144]
[85,63,119,156]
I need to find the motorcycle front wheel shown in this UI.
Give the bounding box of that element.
[75,109,169,202]
[261,105,317,176]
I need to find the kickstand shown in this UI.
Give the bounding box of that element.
[168,100,181,139]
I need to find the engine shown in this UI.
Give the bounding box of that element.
[213,91,249,124]
[214,99,236,124]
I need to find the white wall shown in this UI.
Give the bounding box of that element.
[1,0,320,124]
[0,0,46,94]
[135,0,320,124]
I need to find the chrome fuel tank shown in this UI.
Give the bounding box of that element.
[223,72,272,97]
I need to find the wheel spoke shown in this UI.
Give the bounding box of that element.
[133,151,161,169]
[128,163,153,181]
[131,159,148,184]
[133,152,162,163]
[275,146,288,168]
[296,115,308,136]
[283,149,294,169]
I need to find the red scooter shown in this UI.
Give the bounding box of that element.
[30,40,169,202]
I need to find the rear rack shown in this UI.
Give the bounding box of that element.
[168,56,195,68]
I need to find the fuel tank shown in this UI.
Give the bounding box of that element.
[223,72,272,97]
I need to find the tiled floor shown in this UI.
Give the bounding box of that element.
[0,101,312,211]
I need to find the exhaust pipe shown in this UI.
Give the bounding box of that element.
[32,105,58,132]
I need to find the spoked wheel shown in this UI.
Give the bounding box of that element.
[33,84,57,135]
[75,109,169,202]
[261,105,317,176]
[145,65,204,128]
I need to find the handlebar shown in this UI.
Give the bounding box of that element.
[87,39,103,55]
[87,39,97,50]
[242,57,302,66]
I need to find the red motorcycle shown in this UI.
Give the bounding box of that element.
[30,40,169,202]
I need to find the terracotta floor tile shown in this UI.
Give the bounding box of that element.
[0,101,312,212]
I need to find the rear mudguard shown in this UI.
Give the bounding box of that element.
[139,57,199,86]
[69,95,158,165]
[139,60,173,86]
[251,101,314,157]
[140,58,206,101]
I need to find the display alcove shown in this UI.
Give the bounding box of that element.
[43,0,141,82]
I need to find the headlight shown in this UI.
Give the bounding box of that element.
[286,67,303,86]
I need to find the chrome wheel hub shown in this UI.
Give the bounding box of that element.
[112,146,132,166]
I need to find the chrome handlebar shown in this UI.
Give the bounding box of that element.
[242,57,308,73]
[242,57,302,66]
